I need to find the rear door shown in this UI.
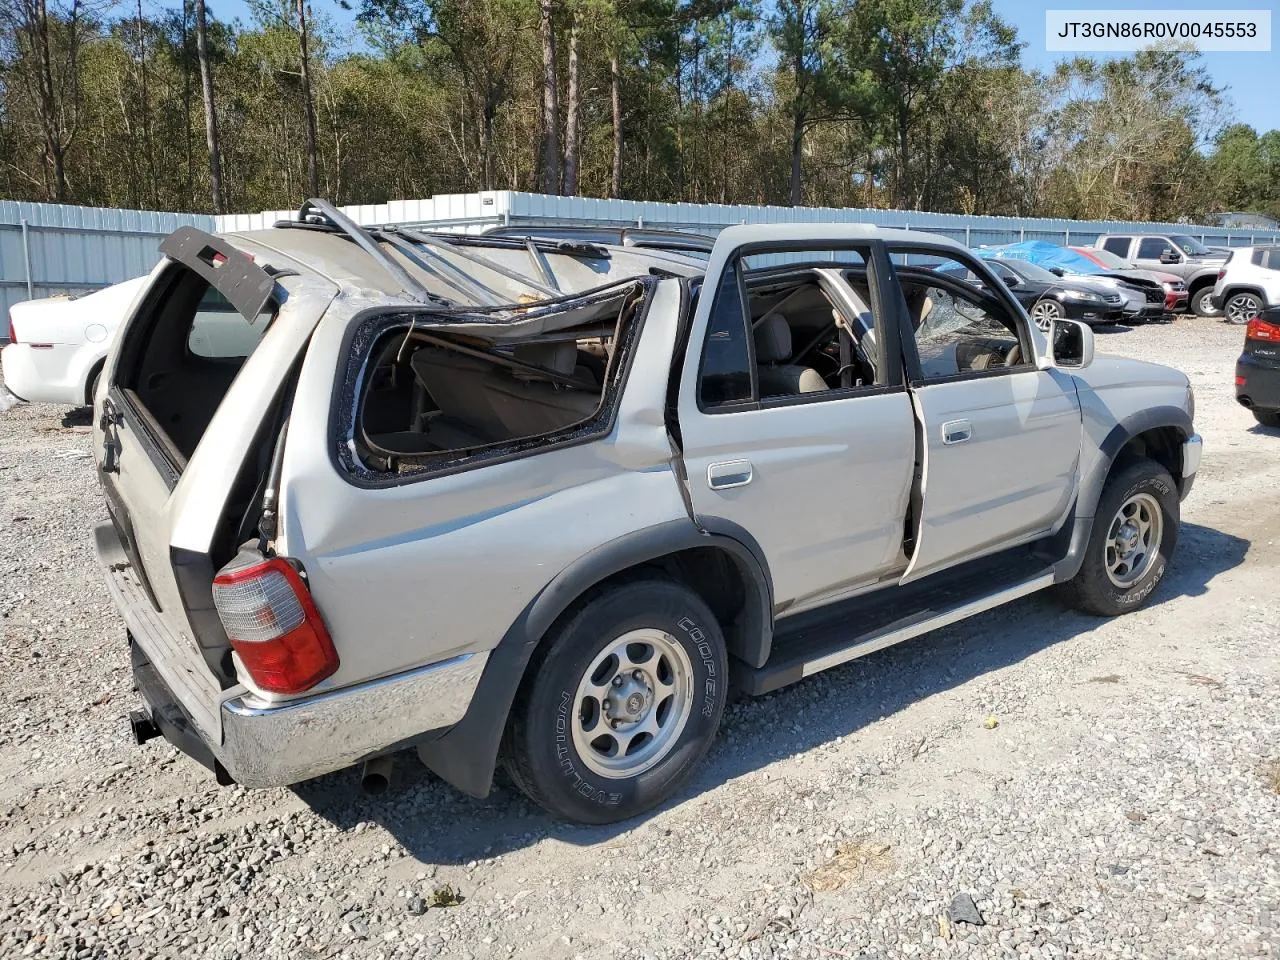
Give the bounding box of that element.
[97,231,334,697]
[884,242,1082,582]
[675,226,918,613]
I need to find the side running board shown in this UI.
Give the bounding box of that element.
[735,565,1055,696]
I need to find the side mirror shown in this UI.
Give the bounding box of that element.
[1159,249,1181,264]
[1049,266,1065,277]
[1051,318,1094,369]
[1002,275,1020,289]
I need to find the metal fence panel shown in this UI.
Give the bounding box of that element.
[0,200,212,323]
[6,192,1279,335]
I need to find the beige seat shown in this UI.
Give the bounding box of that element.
[411,341,600,444]
[753,313,827,397]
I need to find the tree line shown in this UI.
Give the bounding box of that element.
[1,0,1277,223]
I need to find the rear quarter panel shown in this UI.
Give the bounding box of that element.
[277,280,692,694]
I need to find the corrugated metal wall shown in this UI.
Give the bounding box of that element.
[0,201,212,323]
[6,192,1280,335]
[215,192,1280,251]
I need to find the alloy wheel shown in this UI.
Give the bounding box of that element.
[571,628,694,779]
[1030,300,1061,332]
[1225,293,1262,326]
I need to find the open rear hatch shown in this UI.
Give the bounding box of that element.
[96,229,334,738]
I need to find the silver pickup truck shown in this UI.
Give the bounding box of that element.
[94,203,1201,824]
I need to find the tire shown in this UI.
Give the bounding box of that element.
[1254,408,1280,429]
[1224,292,1263,326]
[1191,287,1220,318]
[1060,458,1180,617]
[86,366,103,408]
[1030,299,1063,332]
[501,578,728,824]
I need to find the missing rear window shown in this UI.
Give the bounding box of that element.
[337,281,652,483]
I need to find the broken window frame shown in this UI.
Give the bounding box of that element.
[331,278,658,489]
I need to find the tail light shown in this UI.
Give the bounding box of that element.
[211,556,339,694]
[1217,269,1226,281]
[6,315,15,344]
[1246,317,1280,342]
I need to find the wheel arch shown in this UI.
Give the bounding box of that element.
[416,519,774,798]
[83,355,106,406]
[1053,407,1192,583]
[1220,284,1267,306]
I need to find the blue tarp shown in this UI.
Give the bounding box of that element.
[974,240,1105,275]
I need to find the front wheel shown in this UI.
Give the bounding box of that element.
[1030,299,1063,332]
[1191,288,1221,318]
[1060,459,1179,617]
[501,578,727,823]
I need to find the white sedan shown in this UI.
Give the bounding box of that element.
[2,277,148,406]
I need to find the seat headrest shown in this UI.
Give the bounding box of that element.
[512,341,578,377]
[753,314,792,363]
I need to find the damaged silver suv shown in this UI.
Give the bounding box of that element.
[94,202,1201,823]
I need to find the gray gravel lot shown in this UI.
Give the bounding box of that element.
[1,316,1278,960]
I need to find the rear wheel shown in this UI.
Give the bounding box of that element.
[1224,292,1263,325]
[501,578,727,823]
[1060,459,1179,617]
[1191,287,1220,318]
[1254,408,1280,429]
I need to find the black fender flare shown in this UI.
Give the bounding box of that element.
[416,518,774,798]
[1054,404,1192,583]
[1219,284,1268,307]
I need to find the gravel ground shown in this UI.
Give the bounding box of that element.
[1,315,1278,960]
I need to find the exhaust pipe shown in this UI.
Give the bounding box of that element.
[361,755,394,795]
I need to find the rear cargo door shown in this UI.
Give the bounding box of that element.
[96,230,335,694]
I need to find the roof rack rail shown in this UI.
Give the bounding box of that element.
[291,199,446,305]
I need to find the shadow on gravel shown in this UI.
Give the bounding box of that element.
[294,521,1248,865]
[60,407,93,428]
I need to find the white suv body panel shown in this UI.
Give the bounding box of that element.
[1211,245,1280,309]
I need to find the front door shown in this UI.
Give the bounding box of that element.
[675,228,918,612]
[884,243,1083,582]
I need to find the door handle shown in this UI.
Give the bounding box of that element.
[707,459,753,490]
[941,419,972,445]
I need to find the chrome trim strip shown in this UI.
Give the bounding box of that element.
[1182,434,1203,478]
[218,652,488,788]
[800,572,1055,677]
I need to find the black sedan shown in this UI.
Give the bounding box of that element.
[985,259,1127,330]
[1236,307,1280,428]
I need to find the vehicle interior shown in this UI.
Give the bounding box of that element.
[737,264,880,396]
[354,284,644,473]
[886,264,1025,375]
[116,265,274,465]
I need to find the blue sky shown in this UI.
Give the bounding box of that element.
[993,0,1278,132]
[208,0,1279,134]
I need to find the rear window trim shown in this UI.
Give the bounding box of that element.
[329,279,658,490]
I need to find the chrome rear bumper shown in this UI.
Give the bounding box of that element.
[96,520,487,788]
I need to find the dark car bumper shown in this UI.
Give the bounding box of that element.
[1237,351,1280,413]
[1062,301,1124,325]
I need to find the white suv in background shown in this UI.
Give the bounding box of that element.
[1211,246,1280,325]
